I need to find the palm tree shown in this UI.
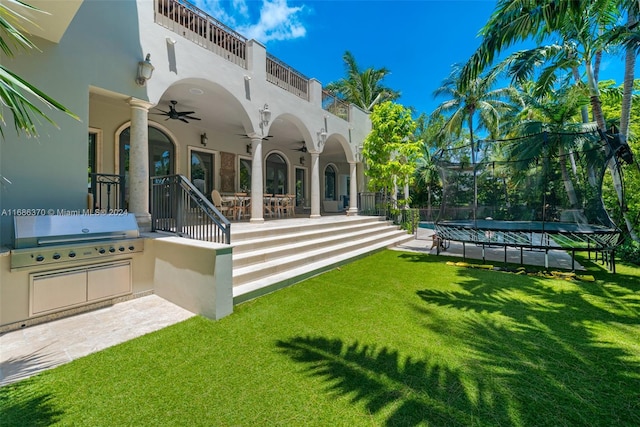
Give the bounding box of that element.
[510,84,594,209]
[463,0,638,236]
[325,51,400,113]
[1,0,78,138]
[615,0,639,141]
[432,64,520,220]
[412,113,445,218]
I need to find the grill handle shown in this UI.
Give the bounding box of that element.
[37,233,130,246]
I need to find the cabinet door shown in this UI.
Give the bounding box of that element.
[31,270,87,315]
[87,262,131,301]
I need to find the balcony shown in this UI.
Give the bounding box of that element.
[154,0,349,118]
[322,90,350,121]
[266,54,309,101]
[155,0,247,68]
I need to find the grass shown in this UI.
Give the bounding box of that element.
[1,250,639,426]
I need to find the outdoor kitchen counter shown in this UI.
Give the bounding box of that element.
[0,233,234,332]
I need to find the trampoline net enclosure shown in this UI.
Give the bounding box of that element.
[433,129,624,251]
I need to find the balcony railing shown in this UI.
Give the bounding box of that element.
[266,54,309,100]
[155,0,247,68]
[322,90,350,121]
[150,174,231,244]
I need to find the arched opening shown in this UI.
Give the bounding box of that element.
[119,126,175,204]
[324,164,337,201]
[265,153,288,194]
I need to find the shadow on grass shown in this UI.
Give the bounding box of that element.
[278,251,640,426]
[276,336,511,426]
[0,377,63,426]
[414,263,640,426]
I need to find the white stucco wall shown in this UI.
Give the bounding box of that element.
[0,0,371,246]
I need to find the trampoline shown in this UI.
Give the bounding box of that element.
[432,128,630,271]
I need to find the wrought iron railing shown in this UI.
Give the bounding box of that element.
[322,90,350,121]
[358,192,388,217]
[154,0,247,68]
[150,174,231,244]
[266,54,309,100]
[90,173,126,212]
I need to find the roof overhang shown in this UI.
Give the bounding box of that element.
[1,0,83,43]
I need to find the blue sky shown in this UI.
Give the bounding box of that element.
[194,0,630,117]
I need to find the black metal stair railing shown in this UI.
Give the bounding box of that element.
[150,174,231,244]
[90,173,126,212]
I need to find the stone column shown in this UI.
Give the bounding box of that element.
[347,161,358,216]
[250,137,264,223]
[310,152,321,218]
[128,98,153,231]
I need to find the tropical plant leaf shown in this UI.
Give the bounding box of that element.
[0,65,79,138]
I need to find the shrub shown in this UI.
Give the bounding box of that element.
[617,239,640,265]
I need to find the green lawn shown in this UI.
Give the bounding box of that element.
[2,250,639,426]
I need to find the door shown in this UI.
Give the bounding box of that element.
[190,150,214,197]
[295,167,306,207]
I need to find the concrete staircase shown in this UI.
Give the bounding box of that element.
[231,216,413,304]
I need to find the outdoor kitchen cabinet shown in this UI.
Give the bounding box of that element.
[30,260,132,316]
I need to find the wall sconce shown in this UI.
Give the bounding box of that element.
[356,145,363,162]
[300,156,305,166]
[317,128,327,146]
[136,53,154,86]
[200,133,208,147]
[246,144,252,154]
[260,104,271,128]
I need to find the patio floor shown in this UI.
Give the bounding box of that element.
[0,295,194,386]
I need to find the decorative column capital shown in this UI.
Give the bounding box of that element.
[127,97,154,111]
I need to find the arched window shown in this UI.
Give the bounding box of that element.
[265,153,287,194]
[324,165,336,200]
[119,126,175,180]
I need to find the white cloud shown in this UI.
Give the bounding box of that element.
[240,0,307,43]
[195,0,307,44]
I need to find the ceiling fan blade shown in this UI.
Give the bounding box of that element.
[183,115,201,121]
[179,118,189,123]
[177,111,195,116]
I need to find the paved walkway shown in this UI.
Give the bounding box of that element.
[0,295,194,386]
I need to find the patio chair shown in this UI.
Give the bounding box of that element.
[211,189,234,218]
[235,193,251,220]
[281,194,295,217]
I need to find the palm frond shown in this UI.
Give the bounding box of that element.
[0,65,79,138]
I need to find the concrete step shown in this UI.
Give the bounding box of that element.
[232,221,397,267]
[230,216,386,245]
[233,227,409,285]
[229,215,414,304]
[233,232,413,304]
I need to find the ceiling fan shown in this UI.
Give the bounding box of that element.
[292,142,307,153]
[153,100,201,123]
[237,133,273,141]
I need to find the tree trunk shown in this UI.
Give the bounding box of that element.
[559,146,579,208]
[619,12,637,140]
[587,51,637,239]
[468,114,477,222]
[618,11,639,241]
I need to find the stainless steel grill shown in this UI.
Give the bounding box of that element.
[11,214,144,269]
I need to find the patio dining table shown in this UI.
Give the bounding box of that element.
[221,193,251,220]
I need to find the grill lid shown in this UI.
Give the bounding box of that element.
[13,214,139,249]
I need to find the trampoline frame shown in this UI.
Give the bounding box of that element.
[434,219,622,272]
